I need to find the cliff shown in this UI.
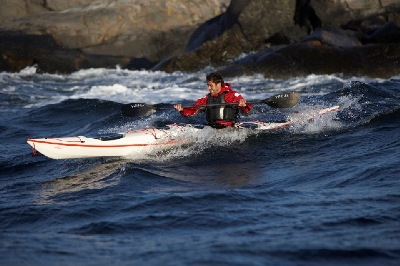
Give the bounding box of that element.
[1,0,400,78]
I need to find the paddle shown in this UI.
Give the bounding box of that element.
[121,92,300,117]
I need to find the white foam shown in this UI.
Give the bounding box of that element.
[2,66,397,110]
[128,126,252,162]
[289,107,342,134]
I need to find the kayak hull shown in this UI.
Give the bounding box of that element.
[27,125,192,159]
[27,106,340,159]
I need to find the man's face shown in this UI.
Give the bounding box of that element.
[207,81,221,96]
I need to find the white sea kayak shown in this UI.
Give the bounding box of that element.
[27,105,340,159]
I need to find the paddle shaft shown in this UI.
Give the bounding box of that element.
[177,92,299,109]
[121,92,300,117]
[177,100,264,109]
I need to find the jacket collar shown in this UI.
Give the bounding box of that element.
[213,83,231,97]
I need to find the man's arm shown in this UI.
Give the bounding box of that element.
[174,96,208,116]
[226,91,253,114]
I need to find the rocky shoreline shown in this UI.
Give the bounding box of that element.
[1,0,400,78]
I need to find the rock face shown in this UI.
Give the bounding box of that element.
[0,0,230,73]
[159,0,400,78]
[1,0,400,78]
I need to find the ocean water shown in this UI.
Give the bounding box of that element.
[0,66,399,266]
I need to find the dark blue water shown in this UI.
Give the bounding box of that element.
[1,70,400,265]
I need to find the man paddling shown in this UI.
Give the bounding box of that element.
[174,72,253,128]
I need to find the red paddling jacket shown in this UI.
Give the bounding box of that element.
[179,83,253,127]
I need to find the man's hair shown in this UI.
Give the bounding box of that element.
[206,72,224,85]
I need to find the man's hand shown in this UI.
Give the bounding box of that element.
[174,104,183,111]
[238,98,247,107]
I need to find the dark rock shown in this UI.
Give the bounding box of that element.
[238,0,296,45]
[302,28,362,47]
[156,24,252,73]
[126,57,156,70]
[266,26,309,45]
[218,43,400,79]
[158,0,297,72]
[0,31,130,73]
[365,21,400,44]
[186,0,251,52]
[186,13,236,53]
[294,0,321,33]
